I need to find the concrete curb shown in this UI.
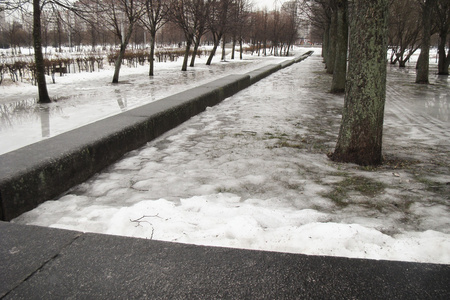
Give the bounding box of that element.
[0,51,313,221]
[1,221,449,299]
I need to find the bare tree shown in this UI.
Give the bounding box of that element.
[5,21,28,54]
[205,0,232,65]
[388,0,421,68]
[435,0,450,75]
[330,0,347,93]
[90,0,145,83]
[280,0,301,56]
[303,0,332,67]
[234,0,251,60]
[416,0,437,84]
[166,0,197,71]
[3,0,52,102]
[303,0,347,92]
[140,0,167,76]
[4,0,95,102]
[33,0,51,102]
[189,0,209,67]
[268,8,284,56]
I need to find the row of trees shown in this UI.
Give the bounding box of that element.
[308,0,449,94]
[306,0,448,166]
[2,0,308,102]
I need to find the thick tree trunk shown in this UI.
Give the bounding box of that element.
[398,59,408,68]
[326,5,338,74]
[322,22,330,63]
[331,0,388,166]
[33,0,51,103]
[438,33,450,75]
[330,0,348,93]
[416,0,435,84]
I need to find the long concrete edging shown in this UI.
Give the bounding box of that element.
[0,51,313,221]
[1,221,449,298]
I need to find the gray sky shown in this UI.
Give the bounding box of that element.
[253,0,287,10]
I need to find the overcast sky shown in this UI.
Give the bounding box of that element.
[253,0,287,10]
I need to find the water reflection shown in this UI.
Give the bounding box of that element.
[387,65,450,123]
[40,106,50,137]
[1,56,277,155]
[0,98,64,138]
[0,99,40,130]
[428,90,449,122]
[115,89,128,111]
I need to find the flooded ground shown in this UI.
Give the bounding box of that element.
[0,53,289,155]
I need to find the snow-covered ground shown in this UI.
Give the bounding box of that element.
[8,49,450,264]
[0,50,289,155]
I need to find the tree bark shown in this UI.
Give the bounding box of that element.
[231,36,236,59]
[326,4,337,74]
[221,35,226,60]
[322,21,330,63]
[149,31,156,76]
[330,0,348,93]
[437,32,450,75]
[206,33,222,65]
[239,39,243,60]
[436,0,450,75]
[416,0,435,84]
[331,0,388,166]
[190,37,200,67]
[182,39,192,71]
[33,0,51,103]
[112,24,134,83]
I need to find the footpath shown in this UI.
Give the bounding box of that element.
[1,52,449,298]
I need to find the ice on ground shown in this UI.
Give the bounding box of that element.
[11,49,450,264]
[0,50,289,155]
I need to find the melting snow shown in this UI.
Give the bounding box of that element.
[6,48,450,264]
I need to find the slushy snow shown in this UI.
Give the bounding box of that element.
[7,48,450,264]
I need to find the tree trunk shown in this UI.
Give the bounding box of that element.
[33,0,51,103]
[330,0,348,93]
[149,31,156,76]
[438,32,450,75]
[239,39,243,60]
[182,39,192,71]
[221,35,226,60]
[190,37,200,67]
[322,21,330,63]
[206,33,221,65]
[112,45,125,83]
[112,25,134,83]
[416,0,435,84]
[231,36,236,60]
[326,5,338,74]
[331,0,388,166]
[263,38,267,56]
